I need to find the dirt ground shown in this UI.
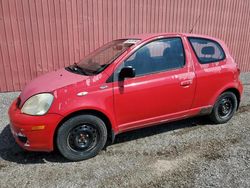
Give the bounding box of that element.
[0,74,250,188]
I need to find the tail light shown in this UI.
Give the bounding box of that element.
[237,66,241,78]
[235,66,241,80]
[16,97,21,108]
[237,67,241,74]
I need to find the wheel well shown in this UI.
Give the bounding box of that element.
[53,110,113,150]
[222,88,241,110]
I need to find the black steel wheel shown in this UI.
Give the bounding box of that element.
[67,124,98,152]
[217,97,233,119]
[57,114,107,161]
[209,92,237,124]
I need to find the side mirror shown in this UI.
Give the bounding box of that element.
[119,66,135,80]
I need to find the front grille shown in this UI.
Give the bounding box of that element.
[17,134,28,143]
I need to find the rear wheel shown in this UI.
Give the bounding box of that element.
[209,92,237,124]
[57,114,107,161]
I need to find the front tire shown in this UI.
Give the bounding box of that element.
[209,92,237,124]
[56,114,107,161]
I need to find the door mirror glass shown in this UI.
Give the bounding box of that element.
[119,66,135,80]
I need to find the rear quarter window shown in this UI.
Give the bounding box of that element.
[188,37,225,64]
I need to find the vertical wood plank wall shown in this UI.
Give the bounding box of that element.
[0,0,249,92]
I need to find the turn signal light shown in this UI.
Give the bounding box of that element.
[31,125,45,131]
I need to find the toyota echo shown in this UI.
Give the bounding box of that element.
[9,33,243,161]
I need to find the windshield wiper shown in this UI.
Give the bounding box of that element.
[66,63,90,75]
[73,62,83,70]
[75,63,92,75]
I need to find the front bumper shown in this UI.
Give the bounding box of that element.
[8,99,63,152]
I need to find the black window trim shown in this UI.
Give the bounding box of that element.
[106,36,186,82]
[187,37,226,64]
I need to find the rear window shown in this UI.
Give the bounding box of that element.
[188,37,225,64]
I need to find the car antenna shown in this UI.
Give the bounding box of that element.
[189,15,201,33]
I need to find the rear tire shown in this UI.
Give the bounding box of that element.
[209,92,237,124]
[56,114,107,161]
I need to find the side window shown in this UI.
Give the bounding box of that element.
[124,37,185,76]
[188,37,225,64]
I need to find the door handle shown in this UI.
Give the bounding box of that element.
[180,80,192,87]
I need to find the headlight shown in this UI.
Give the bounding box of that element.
[21,93,54,115]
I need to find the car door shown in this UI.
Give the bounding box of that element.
[113,37,196,131]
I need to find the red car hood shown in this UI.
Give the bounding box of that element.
[20,68,89,105]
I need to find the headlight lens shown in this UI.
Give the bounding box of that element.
[21,93,54,115]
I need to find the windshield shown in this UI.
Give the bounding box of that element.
[66,39,139,75]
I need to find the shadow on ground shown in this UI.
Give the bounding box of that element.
[0,116,211,164]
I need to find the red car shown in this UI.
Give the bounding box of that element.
[9,33,243,161]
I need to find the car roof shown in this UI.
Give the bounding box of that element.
[123,33,223,43]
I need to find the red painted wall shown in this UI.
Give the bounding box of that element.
[0,0,249,92]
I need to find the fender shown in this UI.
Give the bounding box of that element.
[61,106,118,133]
[209,81,242,106]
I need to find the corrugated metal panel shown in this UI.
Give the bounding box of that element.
[0,0,250,92]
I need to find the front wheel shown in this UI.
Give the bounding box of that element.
[56,114,107,161]
[209,92,238,124]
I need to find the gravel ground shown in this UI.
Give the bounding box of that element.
[0,73,250,188]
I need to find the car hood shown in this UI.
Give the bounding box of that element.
[19,68,91,105]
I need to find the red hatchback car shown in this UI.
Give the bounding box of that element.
[9,33,243,161]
